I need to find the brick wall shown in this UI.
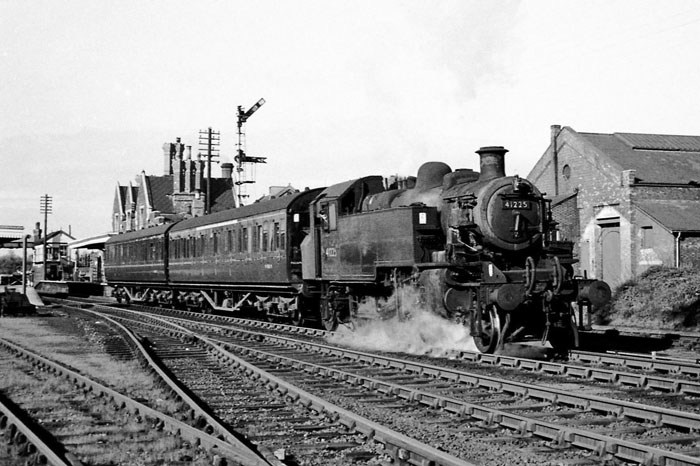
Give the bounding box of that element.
[552,195,578,241]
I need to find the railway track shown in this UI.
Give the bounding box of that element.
[67,304,479,466]
[70,299,700,395]
[0,314,273,466]
[67,300,700,465]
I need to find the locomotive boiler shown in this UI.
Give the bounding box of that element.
[105,145,611,356]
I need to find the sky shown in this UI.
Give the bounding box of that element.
[2,0,700,239]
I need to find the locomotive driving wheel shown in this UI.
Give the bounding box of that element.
[470,304,502,353]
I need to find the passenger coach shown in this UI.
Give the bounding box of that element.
[105,188,323,323]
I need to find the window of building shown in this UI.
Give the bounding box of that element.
[562,164,571,180]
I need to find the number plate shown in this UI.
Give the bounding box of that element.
[503,200,531,210]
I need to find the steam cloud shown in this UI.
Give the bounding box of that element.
[326,288,478,356]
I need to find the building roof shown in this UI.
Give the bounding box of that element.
[637,200,700,233]
[106,222,172,244]
[580,132,700,185]
[117,186,129,213]
[208,178,237,212]
[146,175,175,213]
[68,234,114,250]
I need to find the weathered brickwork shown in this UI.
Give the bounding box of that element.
[551,195,578,241]
[529,126,700,288]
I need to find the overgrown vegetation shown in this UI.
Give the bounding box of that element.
[593,266,700,330]
[0,254,26,274]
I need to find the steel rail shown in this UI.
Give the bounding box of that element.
[570,350,700,378]
[96,306,700,432]
[64,306,276,466]
[206,335,700,466]
[84,300,700,394]
[97,308,479,466]
[0,337,271,466]
[0,393,84,466]
[95,307,700,466]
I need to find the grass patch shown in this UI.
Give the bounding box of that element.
[594,266,700,330]
[0,317,179,414]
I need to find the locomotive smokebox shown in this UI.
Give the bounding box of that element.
[476,146,508,181]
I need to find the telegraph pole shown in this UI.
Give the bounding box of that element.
[198,128,220,214]
[39,194,52,281]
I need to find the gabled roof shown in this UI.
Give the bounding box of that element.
[116,185,129,214]
[38,230,76,246]
[580,132,700,184]
[637,200,700,233]
[208,178,237,212]
[145,175,175,213]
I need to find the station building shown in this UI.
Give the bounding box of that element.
[32,225,75,281]
[528,126,700,288]
[112,137,237,233]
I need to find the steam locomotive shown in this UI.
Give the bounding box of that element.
[105,146,611,355]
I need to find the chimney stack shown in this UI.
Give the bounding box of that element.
[173,138,184,193]
[476,146,508,181]
[221,163,233,179]
[195,152,203,192]
[551,125,561,195]
[185,145,193,192]
[33,222,42,244]
[162,142,174,175]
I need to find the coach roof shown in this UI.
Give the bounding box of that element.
[170,188,323,233]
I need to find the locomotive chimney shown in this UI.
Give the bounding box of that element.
[476,146,508,181]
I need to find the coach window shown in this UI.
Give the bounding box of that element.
[262,223,269,252]
[273,222,281,250]
[328,202,337,230]
[242,227,249,253]
[254,225,262,252]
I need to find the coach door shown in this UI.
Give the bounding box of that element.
[599,219,621,287]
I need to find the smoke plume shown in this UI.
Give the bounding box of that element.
[326,288,478,356]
